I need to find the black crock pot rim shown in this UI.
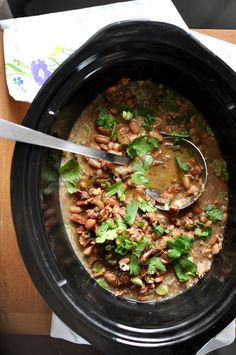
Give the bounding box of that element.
[11,20,236,353]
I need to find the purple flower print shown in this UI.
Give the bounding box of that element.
[31,59,51,85]
[13,76,24,86]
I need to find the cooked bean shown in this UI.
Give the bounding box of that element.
[87,158,101,169]
[95,200,105,210]
[212,243,220,255]
[105,85,117,94]
[99,144,108,151]
[79,181,88,189]
[70,214,86,224]
[70,206,83,214]
[140,249,154,263]
[129,120,140,134]
[95,135,110,144]
[83,245,94,256]
[85,219,96,230]
[181,175,190,190]
[103,197,116,206]
[149,131,163,142]
[104,271,117,285]
[97,126,110,135]
[222,213,227,224]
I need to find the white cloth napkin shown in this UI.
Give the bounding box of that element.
[0,0,187,102]
[0,0,235,353]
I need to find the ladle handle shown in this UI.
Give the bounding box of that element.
[0,118,130,166]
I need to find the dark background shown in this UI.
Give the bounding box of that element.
[6,0,236,28]
[1,0,236,354]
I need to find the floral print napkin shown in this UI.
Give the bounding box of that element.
[0,0,188,102]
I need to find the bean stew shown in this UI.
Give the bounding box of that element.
[59,79,228,301]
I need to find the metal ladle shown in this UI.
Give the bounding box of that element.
[0,118,130,166]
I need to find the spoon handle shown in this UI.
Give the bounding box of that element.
[0,118,130,166]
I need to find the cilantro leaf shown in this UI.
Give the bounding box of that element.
[96,219,117,243]
[133,236,149,257]
[106,182,126,201]
[172,257,197,283]
[168,249,181,259]
[175,156,189,173]
[124,201,139,226]
[130,255,140,276]
[130,156,153,186]
[212,159,229,182]
[96,107,117,134]
[138,198,156,212]
[153,224,169,238]
[167,235,194,258]
[205,205,223,222]
[194,223,212,240]
[59,159,83,194]
[163,129,190,139]
[116,218,126,232]
[142,113,154,131]
[131,155,153,173]
[131,172,149,186]
[126,136,159,158]
[146,256,166,274]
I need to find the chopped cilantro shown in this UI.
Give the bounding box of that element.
[96,107,117,135]
[175,156,189,173]
[130,155,153,186]
[205,205,223,222]
[96,219,117,243]
[138,220,145,228]
[133,236,149,257]
[145,256,166,274]
[138,198,156,213]
[126,136,159,158]
[106,182,126,201]
[97,279,109,289]
[212,159,229,182]
[167,235,194,259]
[116,218,126,232]
[163,129,190,139]
[130,255,140,276]
[124,201,139,226]
[194,223,212,240]
[59,159,83,194]
[131,172,149,186]
[172,257,197,283]
[142,113,154,131]
[153,224,169,238]
[131,155,153,173]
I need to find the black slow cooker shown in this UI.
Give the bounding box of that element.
[11,21,236,354]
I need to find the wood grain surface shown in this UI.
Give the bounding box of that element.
[0,29,235,335]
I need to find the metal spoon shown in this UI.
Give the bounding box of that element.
[146,137,208,211]
[0,118,130,166]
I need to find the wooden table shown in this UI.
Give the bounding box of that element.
[0,29,236,336]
